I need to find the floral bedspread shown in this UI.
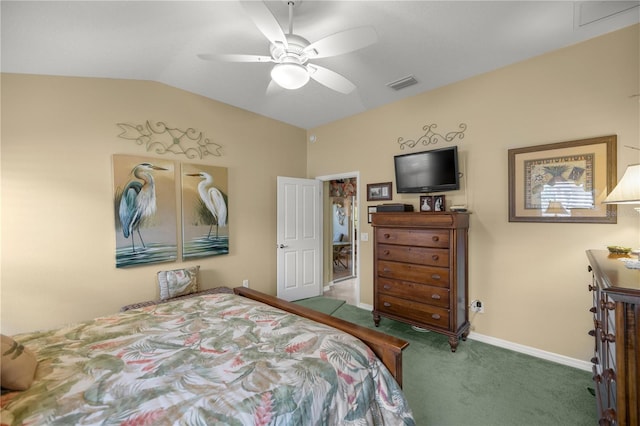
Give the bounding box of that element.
[1,293,414,425]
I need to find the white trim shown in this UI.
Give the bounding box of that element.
[467,332,592,371]
[350,306,592,371]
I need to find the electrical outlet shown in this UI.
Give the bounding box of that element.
[470,299,484,313]
[242,279,249,288]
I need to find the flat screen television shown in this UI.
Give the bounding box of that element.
[394,146,460,193]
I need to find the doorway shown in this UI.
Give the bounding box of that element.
[318,174,359,306]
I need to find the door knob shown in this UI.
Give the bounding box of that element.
[278,244,288,249]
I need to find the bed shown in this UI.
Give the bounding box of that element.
[1,287,414,425]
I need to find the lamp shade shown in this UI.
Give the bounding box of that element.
[271,62,309,90]
[603,164,640,204]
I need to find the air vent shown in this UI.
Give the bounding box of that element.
[386,75,418,91]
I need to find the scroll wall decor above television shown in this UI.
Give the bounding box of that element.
[397,123,467,150]
[117,121,222,159]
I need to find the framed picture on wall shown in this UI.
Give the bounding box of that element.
[508,135,617,223]
[112,155,178,268]
[367,182,392,201]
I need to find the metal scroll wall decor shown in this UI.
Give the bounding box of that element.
[397,123,467,150]
[117,121,222,159]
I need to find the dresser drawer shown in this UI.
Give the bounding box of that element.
[378,243,449,267]
[377,260,449,288]
[376,228,450,248]
[377,294,450,329]
[378,278,449,308]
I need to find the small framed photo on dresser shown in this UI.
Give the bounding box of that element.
[419,196,433,212]
[367,206,377,223]
[433,195,446,212]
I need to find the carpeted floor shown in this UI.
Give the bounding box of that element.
[300,300,596,426]
[293,296,346,315]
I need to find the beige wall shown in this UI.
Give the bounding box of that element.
[1,75,307,335]
[307,25,640,361]
[2,25,638,363]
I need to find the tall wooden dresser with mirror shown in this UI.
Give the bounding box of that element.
[586,249,639,425]
[372,212,469,352]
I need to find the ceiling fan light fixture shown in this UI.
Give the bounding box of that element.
[271,62,309,90]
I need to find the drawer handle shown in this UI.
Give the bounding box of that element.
[383,233,391,239]
[383,250,390,255]
[383,302,391,307]
[600,300,615,311]
[431,274,441,281]
[383,268,391,273]
[601,333,615,343]
[431,294,441,300]
[383,284,391,290]
[432,236,439,242]
[603,369,616,383]
[431,314,441,320]
[432,254,439,261]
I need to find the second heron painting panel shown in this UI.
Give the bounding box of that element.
[181,163,229,259]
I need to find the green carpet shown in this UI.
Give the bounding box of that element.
[293,296,346,315]
[323,302,596,426]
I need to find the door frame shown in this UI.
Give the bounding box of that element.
[315,171,360,307]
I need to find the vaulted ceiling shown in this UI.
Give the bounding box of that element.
[2,1,638,129]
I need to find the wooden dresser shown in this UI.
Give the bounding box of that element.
[586,250,640,426]
[372,212,469,352]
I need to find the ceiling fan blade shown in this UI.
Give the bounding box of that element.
[307,64,356,94]
[240,1,288,48]
[198,53,273,63]
[304,26,377,59]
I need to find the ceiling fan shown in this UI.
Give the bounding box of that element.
[198,1,378,94]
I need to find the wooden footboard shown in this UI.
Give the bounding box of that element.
[234,287,409,388]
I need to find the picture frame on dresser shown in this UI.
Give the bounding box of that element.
[367,206,377,223]
[508,135,617,223]
[419,196,433,212]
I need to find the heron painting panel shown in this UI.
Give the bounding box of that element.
[182,163,229,259]
[113,155,178,268]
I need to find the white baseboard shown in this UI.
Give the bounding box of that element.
[358,302,373,311]
[350,303,593,371]
[352,303,591,371]
[467,332,592,371]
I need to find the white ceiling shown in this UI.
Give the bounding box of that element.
[2,1,639,129]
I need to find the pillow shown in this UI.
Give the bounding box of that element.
[158,265,199,300]
[1,334,37,391]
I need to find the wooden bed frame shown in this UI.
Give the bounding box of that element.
[234,287,409,387]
